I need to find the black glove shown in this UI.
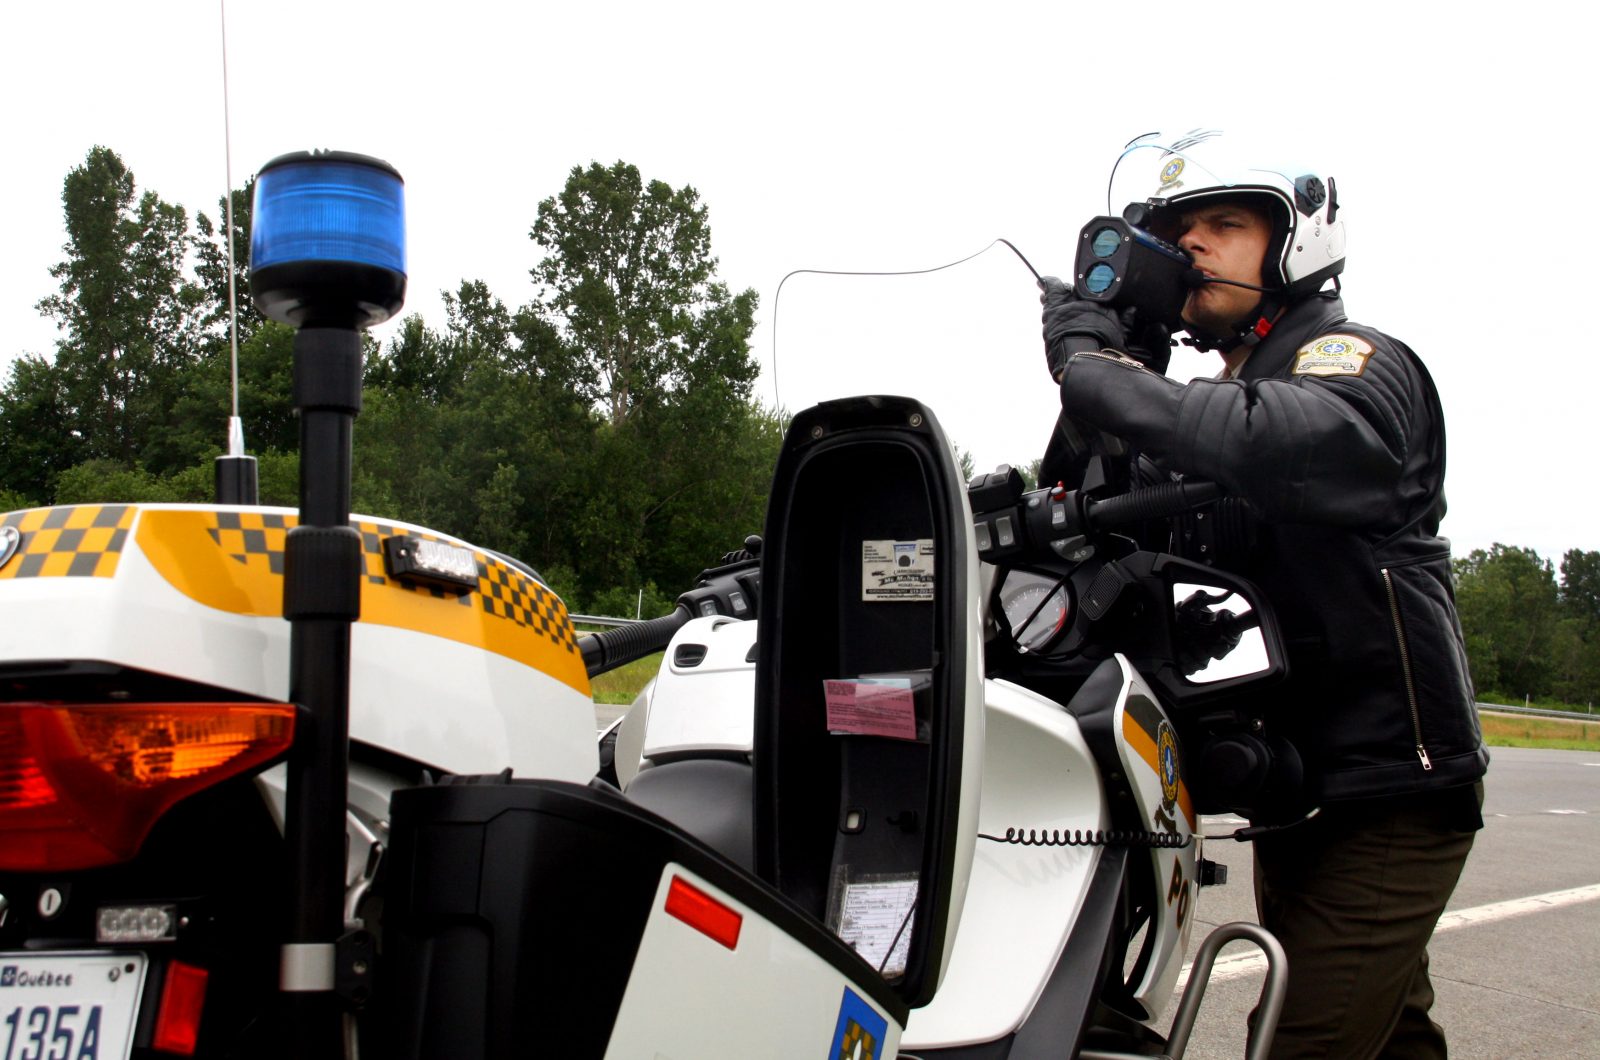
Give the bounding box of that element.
[1039,276,1128,379]
[1041,276,1175,377]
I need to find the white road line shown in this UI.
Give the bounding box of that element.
[1178,883,1600,987]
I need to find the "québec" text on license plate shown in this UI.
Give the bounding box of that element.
[0,952,147,1060]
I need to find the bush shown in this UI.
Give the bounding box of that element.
[0,487,37,513]
[52,460,181,504]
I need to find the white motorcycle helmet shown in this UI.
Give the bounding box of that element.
[1107,129,1347,302]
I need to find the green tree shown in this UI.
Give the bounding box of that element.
[1555,550,1600,706]
[1559,549,1600,631]
[631,402,783,594]
[529,161,759,426]
[353,161,774,604]
[518,161,768,599]
[365,314,458,402]
[0,356,80,502]
[194,179,262,348]
[1454,544,1564,698]
[164,319,299,471]
[365,280,518,404]
[444,279,515,376]
[36,146,203,468]
[473,462,530,559]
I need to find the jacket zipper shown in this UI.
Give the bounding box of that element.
[1381,568,1432,770]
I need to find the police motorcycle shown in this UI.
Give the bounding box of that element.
[0,147,1285,1059]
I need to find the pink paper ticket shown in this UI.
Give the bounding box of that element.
[824,679,917,741]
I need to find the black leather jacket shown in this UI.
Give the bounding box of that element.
[1056,293,1488,803]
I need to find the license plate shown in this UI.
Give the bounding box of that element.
[0,952,147,1060]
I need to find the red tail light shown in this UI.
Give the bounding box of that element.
[0,703,296,871]
[153,960,210,1055]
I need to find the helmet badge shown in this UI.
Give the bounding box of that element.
[1159,158,1185,189]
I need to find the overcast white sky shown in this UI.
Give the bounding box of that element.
[2,1,1595,564]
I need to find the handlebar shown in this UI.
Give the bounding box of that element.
[1084,479,1221,530]
[970,473,1223,566]
[579,606,692,678]
[577,541,764,678]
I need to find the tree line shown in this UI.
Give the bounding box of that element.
[3,148,1596,706]
[1455,545,1599,709]
[0,147,781,615]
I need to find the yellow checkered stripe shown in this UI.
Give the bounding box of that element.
[208,509,292,577]
[353,518,581,655]
[0,505,137,580]
[202,510,580,655]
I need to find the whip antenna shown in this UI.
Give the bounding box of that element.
[222,0,240,440]
[213,0,258,503]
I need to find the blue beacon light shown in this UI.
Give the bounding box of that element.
[249,150,407,329]
[256,151,409,1044]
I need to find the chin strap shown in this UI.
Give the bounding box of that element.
[1181,276,1340,355]
[1181,304,1278,354]
[1180,283,1288,355]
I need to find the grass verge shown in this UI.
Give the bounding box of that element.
[589,651,664,706]
[1479,712,1600,752]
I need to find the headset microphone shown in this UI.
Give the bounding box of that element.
[1189,273,1279,294]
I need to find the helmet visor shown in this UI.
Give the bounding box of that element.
[1108,130,1297,236]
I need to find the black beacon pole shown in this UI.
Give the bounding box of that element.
[248,150,406,1058]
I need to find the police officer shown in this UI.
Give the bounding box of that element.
[1040,130,1489,1059]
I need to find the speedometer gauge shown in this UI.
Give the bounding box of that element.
[1000,572,1071,651]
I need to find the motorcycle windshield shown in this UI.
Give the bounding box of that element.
[763,250,1060,483]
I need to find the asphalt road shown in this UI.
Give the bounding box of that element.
[1167,746,1600,1058]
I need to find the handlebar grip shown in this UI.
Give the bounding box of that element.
[579,606,692,678]
[1086,479,1222,529]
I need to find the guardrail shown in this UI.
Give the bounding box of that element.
[570,613,642,628]
[1478,702,1596,721]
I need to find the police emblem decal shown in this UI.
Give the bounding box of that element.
[1157,720,1180,808]
[1160,158,1185,186]
[0,526,19,571]
[1293,333,1373,377]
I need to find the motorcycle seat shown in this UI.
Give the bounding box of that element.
[625,757,754,870]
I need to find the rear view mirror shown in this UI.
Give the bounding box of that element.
[1172,583,1268,683]
[1112,554,1286,710]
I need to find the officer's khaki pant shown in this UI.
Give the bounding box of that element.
[1251,785,1482,1060]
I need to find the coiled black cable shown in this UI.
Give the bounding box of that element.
[979,827,1191,849]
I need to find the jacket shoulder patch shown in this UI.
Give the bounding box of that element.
[1294,334,1373,377]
